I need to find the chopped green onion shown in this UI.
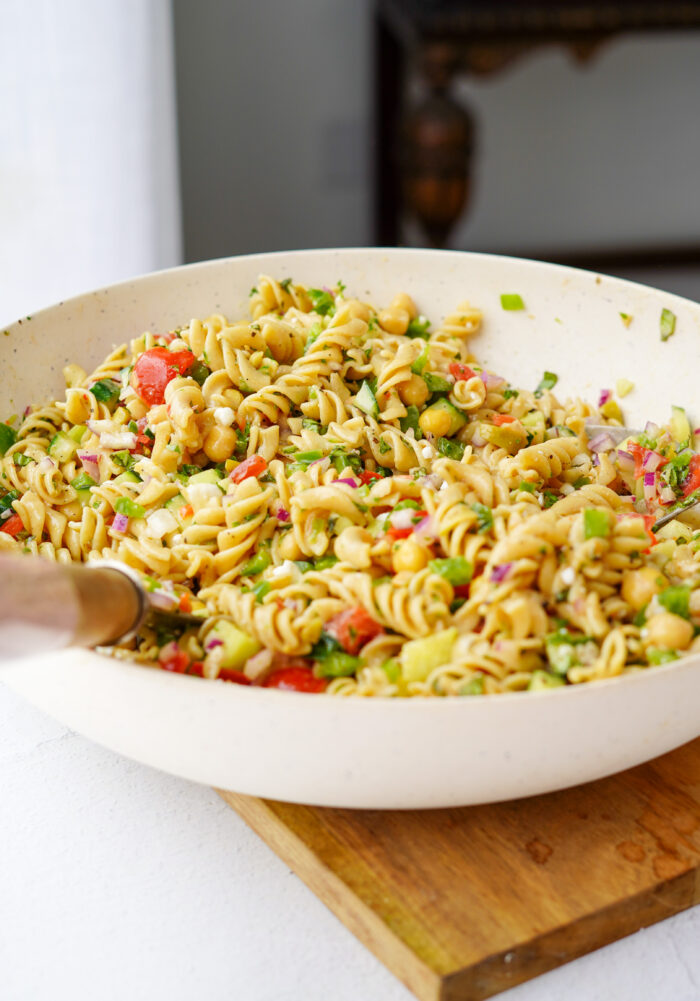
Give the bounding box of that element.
[313,555,339,570]
[502,388,519,400]
[251,581,270,603]
[89,379,121,409]
[0,423,18,455]
[406,314,431,339]
[189,361,211,385]
[240,551,272,577]
[315,651,361,678]
[308,289,335,316]
[70,473,96,491]
[294,450,324,463]
[470,502,493,534]
[583,508,611,539]
[542,490,559,508]
[13,453,32,467]
[114,497,145,519]
[658,585,691,619]
[381,658,401,683]
[428,556,473,586]
[619,312,633,327]
[436,437,465,460]
[646,647,680,665]
[310,633,343,659]
[423,372,452,394]
[394,499,420,512]
[293,560,314,574]
[660,308,677,342]
[500,293,525,311]
[517,481,537,493]
[400,405,423,439]
[112,450,137,470]
[410,343,429,374]
[0,489,19,514]
[534,371,558,397]
[458,676,484,696]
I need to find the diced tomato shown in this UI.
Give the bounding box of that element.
[160,649,190,673]
[131,347,195,405]
[229,454,267,483]
[492,414,515,425]
[272,654,314,671]
[178,592,192,613]
[263,668,327,693]
[131,433,152,455]
[0,513,24,537]
[187,661,204,677]
[449,362,477,381]
[618,512,657,551]
[683,454,700,497]
[325,606,384,655]
[627,443,646,479]
[359,470,382,486]
[453,584,472,598]
[218,669,252,685]
[387,526,413,541]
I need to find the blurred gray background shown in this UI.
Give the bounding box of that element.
[4,0,700,319]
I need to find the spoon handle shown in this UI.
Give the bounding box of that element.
[0,557,144,660]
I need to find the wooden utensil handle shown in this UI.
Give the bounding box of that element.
[0,556,144,659]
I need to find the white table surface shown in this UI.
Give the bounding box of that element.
[2,681,699,1001]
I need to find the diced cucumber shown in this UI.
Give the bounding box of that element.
[422,398,466,436]
[113,470,141,485]
[401,628,457,683]
[316,651,361,678]
[520,410,546,441]
[479,423,527,452]
[67,425,89,444]
[527,670,566,691]
[188,469,222,485]
[208,620,262,669]
[48,432,78,463]
[355,380,379,418]
[670,405,691,444]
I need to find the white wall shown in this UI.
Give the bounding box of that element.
[0,0,182,323]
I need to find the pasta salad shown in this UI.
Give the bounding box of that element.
[1,276,699,696]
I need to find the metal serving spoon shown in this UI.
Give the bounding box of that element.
[584,424,699,531]
[0,557,201,661]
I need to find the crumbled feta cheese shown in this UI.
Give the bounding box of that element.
[186,483,222,510]
[560,567,575,586]
[172,533,184,546]
[269,560,296,579]
[213,407,236,426]
[439,480,449,491]
[421,444,434,460]
[145,508,178,539]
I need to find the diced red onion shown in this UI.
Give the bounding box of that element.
[336,478,358,487]
[77,452,100,482]
[490,562,513,583]
[588,432,615,453]
[414,514,439,539]
[481,371,506,390]
[694,428,700,436]
[205,638,223,650]
[102,431,137,450]
[419,473,443,491]
[244,648,273,681]
[149,589,177,610]
[38,456,56,472]
[471,428,486,447]
[616,449,634,472]
[598,389,612,407]
[276,507,290,522]
[643,472,656,504]
[659,485,676,504]
[645,421,659,437]
[23,405,31,417]
[158,640,180,665]
[592,454,600,466]
[112,513,129,533]
[642,450,665,473]
[0,508,13,521]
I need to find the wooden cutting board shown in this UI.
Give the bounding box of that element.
[218,737,700,1001]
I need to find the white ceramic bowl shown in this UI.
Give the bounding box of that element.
[3,248,700,808]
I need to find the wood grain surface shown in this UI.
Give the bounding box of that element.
[218,738,700,1001]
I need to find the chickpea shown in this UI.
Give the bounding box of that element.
[278,531,303,560]
[419,407,453,438]
[399,374,430,408]
[392,535,429,574]
[645,612,693,651]
[203,425,237,463]
[378,307,410,336]
[390,293,418,320]
[621,567,668,611]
